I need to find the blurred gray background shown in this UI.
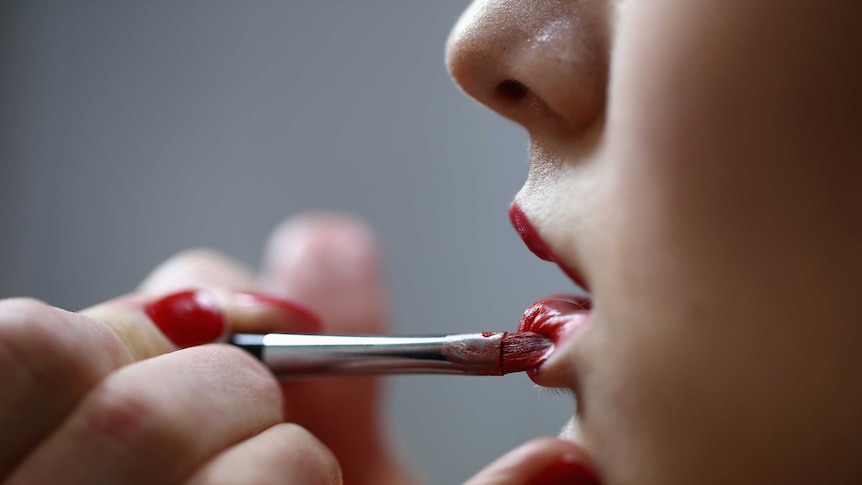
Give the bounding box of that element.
[0,1,574,483]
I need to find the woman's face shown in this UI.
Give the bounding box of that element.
[448,1,862,484]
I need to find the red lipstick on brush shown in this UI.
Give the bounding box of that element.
[231,331,553,379]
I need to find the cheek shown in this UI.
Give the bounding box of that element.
[602,0,822,312]
[583,2,860,484]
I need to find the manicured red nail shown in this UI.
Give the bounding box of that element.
[234,291,322,333]
[145,290,225,348]
[527,456,600,485]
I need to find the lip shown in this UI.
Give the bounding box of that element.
[519,295,591,383]
[509,204,590,291]
[508,204,596,478]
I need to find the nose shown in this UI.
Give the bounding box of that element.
[446,0,609,136]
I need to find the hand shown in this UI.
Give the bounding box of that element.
[0,211,417,484]
[0,288,339,483]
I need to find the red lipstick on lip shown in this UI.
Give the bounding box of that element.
[508,204,589,291]
[509,203,555,262]
[519,296,591,342]
[519,295,591,381]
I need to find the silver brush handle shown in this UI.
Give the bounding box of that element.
[231,332,505,378]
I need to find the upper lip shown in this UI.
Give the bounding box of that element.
[508,203,590,292]
[519,294,592,337]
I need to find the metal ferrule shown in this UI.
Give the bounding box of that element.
[231,332,505,378]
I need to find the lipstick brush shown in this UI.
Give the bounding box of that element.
[231,331,552,379]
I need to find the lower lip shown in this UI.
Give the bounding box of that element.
[519,295,591,381]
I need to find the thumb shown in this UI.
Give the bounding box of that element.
[260,212,414,484]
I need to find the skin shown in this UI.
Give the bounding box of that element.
[4,1,860,484]
[448,0,862,484]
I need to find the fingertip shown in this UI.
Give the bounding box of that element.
[144,290,226,349]
[185,423,343,485]
[465,437,599,485]
[138,248,256,294]
[262,212,382,286]
[260,212,388,334]
[97,288,323,366]
[141,289,324,349]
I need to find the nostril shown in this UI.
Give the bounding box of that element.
[497,79,530,103]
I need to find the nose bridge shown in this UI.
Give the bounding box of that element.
[447,0,608,134]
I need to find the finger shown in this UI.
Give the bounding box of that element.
[185,423,342,485]
[7,345,283,485]
[0,298,134,476]
[138,248,257,294]
[0,292,219,477]
[260,212,388,334]
[259,213,409,483]
[464,438,599,485]
[136,247,321,334]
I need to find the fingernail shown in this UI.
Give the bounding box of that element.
[145,290,226,348]
[233,291,322,333]
[527,455,600,485]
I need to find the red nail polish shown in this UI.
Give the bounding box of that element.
[527,456,600,485]
[234,292,322,333]
[145,290,225,348]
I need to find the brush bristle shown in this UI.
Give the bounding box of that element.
[500,332,553,375]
